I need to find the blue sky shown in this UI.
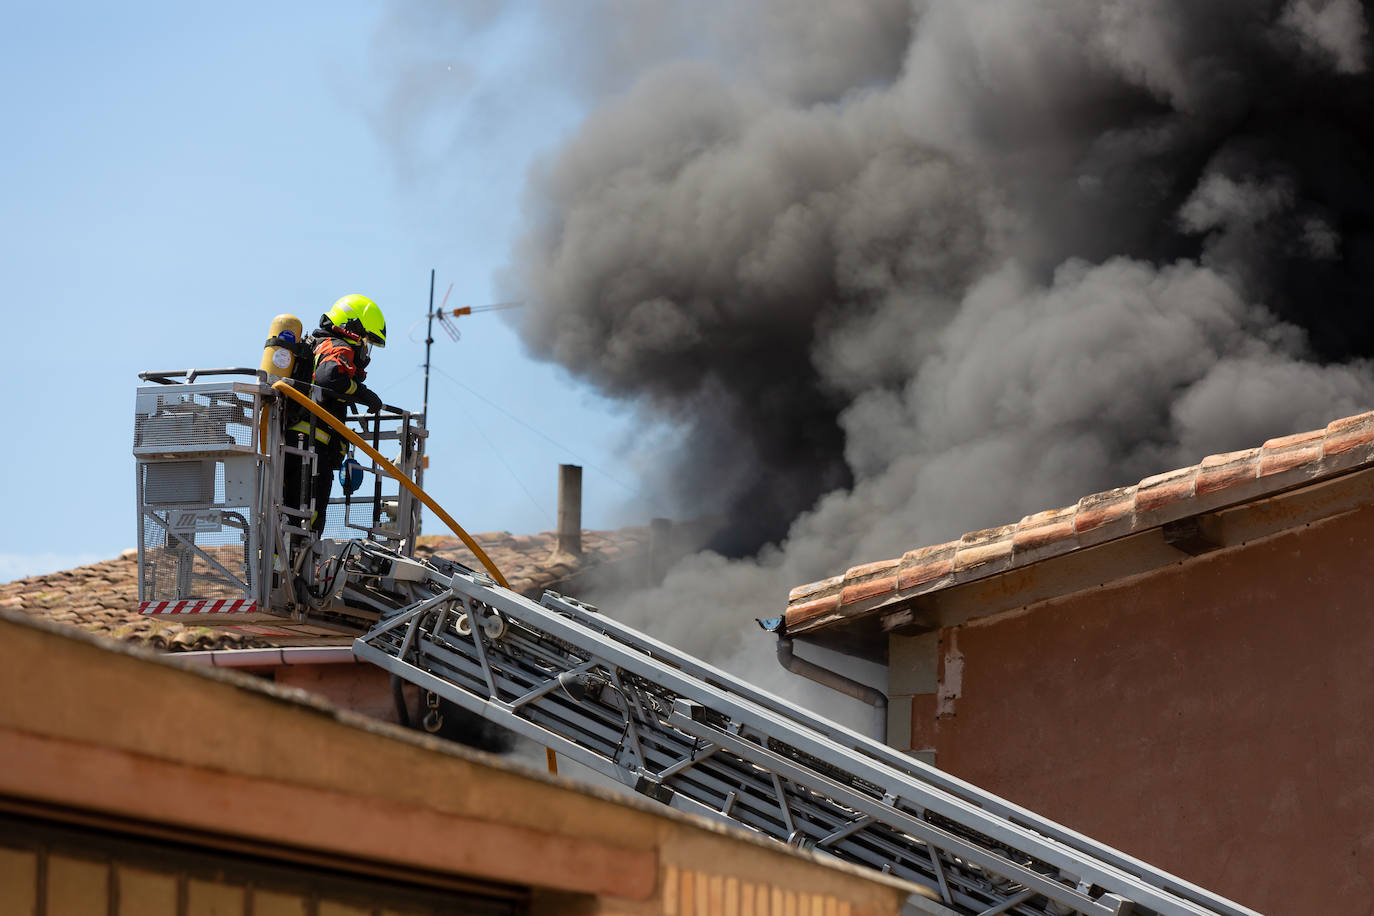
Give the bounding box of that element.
[1,2,658,581]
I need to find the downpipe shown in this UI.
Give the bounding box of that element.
[775,637,887,743]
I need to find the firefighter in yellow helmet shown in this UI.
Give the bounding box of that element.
[282,294,388,536]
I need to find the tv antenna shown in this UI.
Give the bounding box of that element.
[421,269,524,422]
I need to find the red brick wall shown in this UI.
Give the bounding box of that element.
[915,502,1374,916]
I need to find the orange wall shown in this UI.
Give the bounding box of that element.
[914,501,1374,916]
[0,613,912,916]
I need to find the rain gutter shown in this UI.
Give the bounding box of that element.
[172,646,361,668]
[774,635,888,743]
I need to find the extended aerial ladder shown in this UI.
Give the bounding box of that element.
[348,550,1259,916]
[131,366,1262,916]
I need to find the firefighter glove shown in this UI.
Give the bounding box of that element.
[355,385,383,413]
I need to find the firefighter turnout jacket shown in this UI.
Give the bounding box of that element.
[286,328,381,461]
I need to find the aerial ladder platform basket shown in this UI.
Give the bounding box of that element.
[132,367,428,635]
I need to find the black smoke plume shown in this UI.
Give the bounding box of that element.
[506,0,1374,557]
[375,0,1374,720]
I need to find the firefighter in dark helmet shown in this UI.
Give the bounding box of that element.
[282,294,387,536]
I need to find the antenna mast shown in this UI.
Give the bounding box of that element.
[420,272,522,422]
[422,269,435,423]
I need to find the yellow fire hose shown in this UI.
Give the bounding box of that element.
[272,383,558,774]
[271,380,509,589]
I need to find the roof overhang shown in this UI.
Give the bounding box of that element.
[784,413,1374,659]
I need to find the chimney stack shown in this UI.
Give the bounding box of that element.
[649,517,673,585]
[556,464,583,557]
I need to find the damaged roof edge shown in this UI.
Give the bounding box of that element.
[785,408,1374,635]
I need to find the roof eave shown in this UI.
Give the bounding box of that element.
[787,429,1374,642]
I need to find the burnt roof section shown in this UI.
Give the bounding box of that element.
[785,410,1374,635]
[2,527,652,652]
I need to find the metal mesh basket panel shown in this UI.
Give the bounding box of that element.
[321,487,406,541]
[143,461,216,504]
[141,512,253,600]
[139,457,258,603]
[134,383,255,453]
[308,448,420,543]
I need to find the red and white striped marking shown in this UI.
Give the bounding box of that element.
[139,599,258,616]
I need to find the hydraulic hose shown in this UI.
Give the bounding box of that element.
[391,675,412,728]
[271,379,509,588]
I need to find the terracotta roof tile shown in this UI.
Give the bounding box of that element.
[952,525,1016,573]
[785,408,1374,633]
[844,558,901,580]
[1135,466,1198,514]
[1196,448,1259,495]
[788,574,843,604]
[896,541,958,591]
[415,526,652,597]
[7,527,654,652]
[0,553,258,653]
[1322,412,1374,455]
[839,559,900,607]
[1258,428,1325,477]
[787,594,843,629]
[1073,487,1135,534]
[1012,506,1076,554]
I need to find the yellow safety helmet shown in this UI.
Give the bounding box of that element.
[324,294,387,347]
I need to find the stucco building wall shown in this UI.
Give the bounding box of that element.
[895,500,1374,915]
[0,612,914,916]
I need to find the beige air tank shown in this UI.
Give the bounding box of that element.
[260,314,304,379]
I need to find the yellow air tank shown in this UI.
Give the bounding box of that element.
[260,314,304,379]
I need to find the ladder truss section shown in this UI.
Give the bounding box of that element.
[353,563,1259,916]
